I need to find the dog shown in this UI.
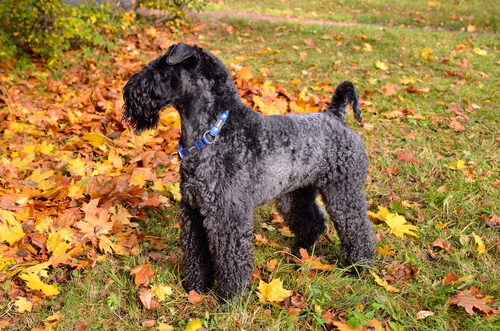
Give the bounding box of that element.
[123,43,375,300]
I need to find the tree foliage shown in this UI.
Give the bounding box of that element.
[0,0,206,63]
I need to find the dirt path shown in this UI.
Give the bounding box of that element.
[195,10,499,35]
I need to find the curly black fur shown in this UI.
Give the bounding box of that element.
[123,43,375,300]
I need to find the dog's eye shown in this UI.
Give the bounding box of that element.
[159,72,168,78]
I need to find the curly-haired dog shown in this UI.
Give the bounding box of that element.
[123,43,375,300]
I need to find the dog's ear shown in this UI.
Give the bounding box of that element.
[165,43,197,65]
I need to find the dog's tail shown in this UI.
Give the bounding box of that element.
[325,81,362,123]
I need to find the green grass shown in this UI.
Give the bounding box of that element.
[207,0,500,32]
[2,2,500,330]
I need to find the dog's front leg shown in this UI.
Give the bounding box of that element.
[179,201,214,294]
[204,205,254,300]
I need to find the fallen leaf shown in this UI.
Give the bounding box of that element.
[448,287,498,316]
[266,259,278,272]
[445,160,466,170]
[293,248,334,271]
[472,232,486,254]
[433,238,452,252]
[257,278,291,303]
[449,118,465,131]
[473,48,487,56]
[141,319,156,328]
[138,289,159,310]
[416,310,434,320]
[152,284,173,302]
[14,297,33,313]
[370,271,400,292]
[20,272,60,296]
[184,318,204,331]
[420,48,434,61]
[375,61,388,71]
[443,273,461,285]
[397,152,422,164]
[375,244,395,256]
[187,290,203,304]
[332,318,383,331]
[130,263,155,288]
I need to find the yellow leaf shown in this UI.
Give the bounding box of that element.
[165,182,181,201]
[0,209,20,226]
[129,172,146,188]
[445,160,466,170]
[384,213,418,238]
[472,232,486,254]
[158,323,174,331]
[369,206,418,238]
[362,43,373,52]
[21,262,51,277]
[184,318,203,331]
[467,24,476,33]
[20,272,60,296]
[420,48,434,61]
[152,284,173,302]
[67,157,87,177]
[82,132,109,148]
[370,271,400,292]
[257,278,291,303]
[375,244,395,256]
[375,61,388,70]
[436,220,453,230]
[0,223,24,245]
[473,47,487,56]
[14,297,33,313]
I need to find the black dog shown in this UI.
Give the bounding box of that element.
[123,43,374,300]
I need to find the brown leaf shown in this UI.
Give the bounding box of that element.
[74,320,90,331]
[187,290,203,304]
[397,152,422,164]
[448,287,498,316]
[449,118,465,131]
[266,259,278,272]
[138,289,159,310]
[130,263,155,288]
[140,319,156,328]
[443,273,461,285]
[381,82,400,96]
[485,215,500,229]
[433,238,452,252]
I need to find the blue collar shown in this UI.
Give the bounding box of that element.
[170,110,229,164]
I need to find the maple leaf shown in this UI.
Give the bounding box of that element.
[370,271,400,292]
[448,287,498,316]
[375,244,395,256]
[152,284,173,302]
[14,297,33,313]
[384,213,418,238]
[370,206,418,238]
[472,47,487,56]
[443,273,461,285]
[130,263,155,288]
[20,272,60,296]
[293,248,333,271]
[257,278,291,303]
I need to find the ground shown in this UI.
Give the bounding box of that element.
[0,1,498,330]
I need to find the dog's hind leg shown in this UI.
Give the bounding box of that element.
[276,186,327,257]
[205,204,254,300]
[179,202,214,294]
[319,180,375,273]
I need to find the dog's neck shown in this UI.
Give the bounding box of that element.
[176,94,242,147]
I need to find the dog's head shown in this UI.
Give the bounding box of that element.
[122,43,236,133]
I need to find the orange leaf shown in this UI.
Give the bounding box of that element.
[138,289,159,310]
[130,263,155,288]
[187,290,203,304]
[433,238,452,252]
[448,287,498,316]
